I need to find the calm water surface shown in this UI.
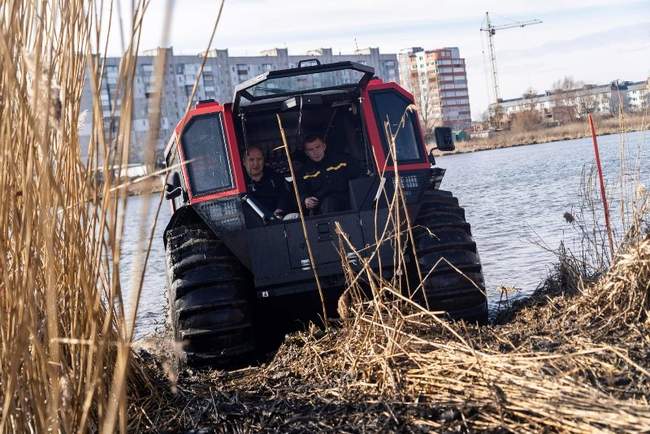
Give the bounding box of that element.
[122,130,649,336]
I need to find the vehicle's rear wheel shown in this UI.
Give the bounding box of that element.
[411,189,488,324]
[165,225,255,366]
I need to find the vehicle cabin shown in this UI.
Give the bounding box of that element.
[163,61,445,222]
[162,61,485,365]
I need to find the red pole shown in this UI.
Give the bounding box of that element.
[588,113,615,259]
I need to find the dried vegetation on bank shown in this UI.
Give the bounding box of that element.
[131,93,650,434]
[2,1,649,433]
[133,212,650,433]
[438,113,649,155]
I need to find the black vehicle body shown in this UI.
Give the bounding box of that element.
[163,61,487,364]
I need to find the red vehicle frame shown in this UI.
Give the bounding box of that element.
[170,78,430,204]
[172,100,246,204]
[362,79,431,173]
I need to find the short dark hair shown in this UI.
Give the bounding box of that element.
[245,145,264,158]
[302,134,324,146]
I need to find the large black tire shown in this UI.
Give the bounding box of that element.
[165,225,255,366]
[411,189,488,324]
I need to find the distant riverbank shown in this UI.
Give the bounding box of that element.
[432,114,649,155]
[128,175,164,195]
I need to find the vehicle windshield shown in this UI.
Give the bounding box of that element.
[234,62,374,108]
[247,69,367,98]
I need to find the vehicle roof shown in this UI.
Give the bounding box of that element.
[232,60,374,112]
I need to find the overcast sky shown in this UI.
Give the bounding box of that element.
[105,0,650,119]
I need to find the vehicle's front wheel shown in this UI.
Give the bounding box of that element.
[165,224,255,366]
[411,189,488,324]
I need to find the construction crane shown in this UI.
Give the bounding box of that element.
[481,12,542,128]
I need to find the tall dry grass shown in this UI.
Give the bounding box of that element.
[130,100,650,433]
[134,157,650,432]
[4,1,645,431]
[0,1,182,431]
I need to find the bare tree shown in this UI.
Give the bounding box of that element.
[416,89,443,140]
[550,76,585,124]
[510,109,543,133]
[552,76,584,92]
[522,87,538,111]
[574,93,599,118]
[522,86,537,99]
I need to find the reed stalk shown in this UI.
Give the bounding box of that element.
[128,94,650,433]
[0,0,183,431]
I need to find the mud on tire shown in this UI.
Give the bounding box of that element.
[411,189,488,324]
[165,225,255,366]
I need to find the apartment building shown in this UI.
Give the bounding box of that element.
[79,47,399,162]
[495,79,649,124]
[398,47,471,132]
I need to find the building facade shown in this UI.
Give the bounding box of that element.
[397,47,471,132]
[494,79,649,125]
[79,47,399,162]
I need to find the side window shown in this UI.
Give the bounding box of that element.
[370,90,425,164]
[181,113,233,196]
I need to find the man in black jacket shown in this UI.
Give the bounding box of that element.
[243,146,292,218]
[298,135,360,214]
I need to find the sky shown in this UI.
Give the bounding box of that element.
[105,0,650,120]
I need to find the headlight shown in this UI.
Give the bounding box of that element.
[194,197,244,233]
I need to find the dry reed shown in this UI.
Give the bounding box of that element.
[443,112,649,155]
[133,203,650,433]
[0,1,174,432]
[4,1,648,432]
[130,103,650,432]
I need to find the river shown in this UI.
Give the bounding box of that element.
[121,130,649,337]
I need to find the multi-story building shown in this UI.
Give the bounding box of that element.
[626,78,650,112]
[79,47,399,162]
[495,79,649,124]
[398,47,471,132]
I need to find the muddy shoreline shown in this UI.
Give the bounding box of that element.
[130,235,650,432]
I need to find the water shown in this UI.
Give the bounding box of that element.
[438,130,649,303]
[120,196,171,336]
[122,130,649,336]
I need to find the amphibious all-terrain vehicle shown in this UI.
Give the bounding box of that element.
[163,60,487,364]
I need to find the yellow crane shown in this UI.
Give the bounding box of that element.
[481,12,542,128]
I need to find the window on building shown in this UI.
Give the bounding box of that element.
[236,63,248,75]
[203,73,214,84]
